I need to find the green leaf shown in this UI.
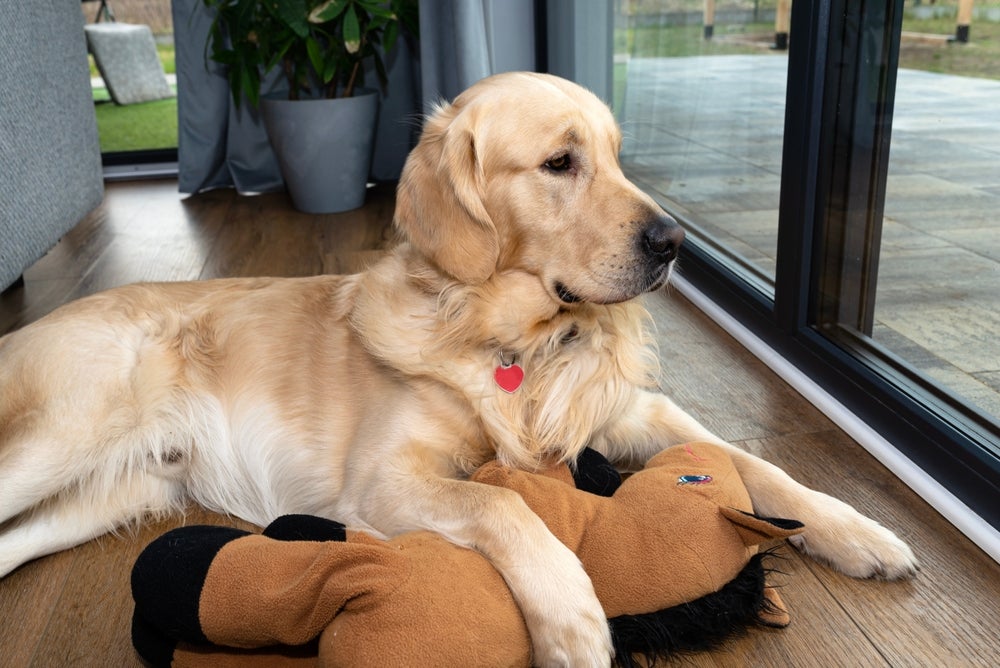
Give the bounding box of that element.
[309,0,347,24]
[266,36,295,72]
[323,55,338,84]
[270,0,310,37]
[383,20,398,55]
[343,4,361,54]
[358,0,395,21]
[392,0,419,38]
[306,36,325,80]
[240,62,260,107]
[210,48,239,66]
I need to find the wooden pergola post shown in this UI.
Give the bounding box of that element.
[704,0,716,40]
[775,0,791,50]
[955,0,974,43]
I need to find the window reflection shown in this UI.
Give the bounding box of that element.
[613,1,789,289]
[875,36,1000,421]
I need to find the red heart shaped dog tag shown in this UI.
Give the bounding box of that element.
[494,363,524,393]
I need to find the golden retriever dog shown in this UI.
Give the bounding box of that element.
[0,72,915,666]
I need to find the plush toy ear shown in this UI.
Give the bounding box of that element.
[394,101,500,284]
[720,507,804,548]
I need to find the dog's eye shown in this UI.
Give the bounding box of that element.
[544,154,572,172]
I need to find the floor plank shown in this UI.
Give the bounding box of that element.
[0,551,75,667]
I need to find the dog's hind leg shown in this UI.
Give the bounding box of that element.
[0,463,186,578]
[0,396,195,577]
[0,436,83,526]
[0,303,204,577]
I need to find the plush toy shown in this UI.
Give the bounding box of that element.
[131,442,803,667]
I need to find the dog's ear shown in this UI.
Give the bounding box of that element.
[395,102,499,285]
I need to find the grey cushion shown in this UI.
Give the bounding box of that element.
[85,22,173,105]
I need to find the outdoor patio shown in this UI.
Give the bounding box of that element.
[617,54,1000,419]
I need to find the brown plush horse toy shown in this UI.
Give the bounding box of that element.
[131,442,803,667]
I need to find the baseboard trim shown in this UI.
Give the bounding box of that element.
[671,274,1000,565]
[103,162,178,181]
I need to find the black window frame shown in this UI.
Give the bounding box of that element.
[102,148,177,169]
[672,0,999,528]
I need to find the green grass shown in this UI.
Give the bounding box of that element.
[613,22,778,113]
[616,22,773,58]
[93,87,177,153]
[615,11,1000,82]
[899,13,1000,80]
[91,42,177,153]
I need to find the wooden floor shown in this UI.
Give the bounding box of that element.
[1,180,998,667]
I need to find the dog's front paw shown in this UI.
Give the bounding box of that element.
[515,547,613,667]
[526,594,612,668]
[790,492,918,579]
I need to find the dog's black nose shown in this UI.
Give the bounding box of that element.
[642,215,685,263]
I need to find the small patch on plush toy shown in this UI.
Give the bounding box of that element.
[131,442,803,668]
[677,473,713,485]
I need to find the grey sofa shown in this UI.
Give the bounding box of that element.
[0,0,104,291]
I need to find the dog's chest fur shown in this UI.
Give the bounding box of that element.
[348,249,660,471]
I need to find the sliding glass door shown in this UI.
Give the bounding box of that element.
[615,11,788,293]
[876,37,1000,426]
[83,0,178,164]
[606,0,999,528]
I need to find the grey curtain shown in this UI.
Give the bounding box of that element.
[172,0,283,194]
[417,1,491,111]
[171,0,534,195]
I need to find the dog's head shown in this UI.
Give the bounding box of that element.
[395,72,684,306]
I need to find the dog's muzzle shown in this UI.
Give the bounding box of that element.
[553,214,686,305]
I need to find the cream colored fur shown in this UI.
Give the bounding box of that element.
[0,72,915,667]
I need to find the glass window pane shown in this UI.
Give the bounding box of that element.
[85,0,177,154]
[873,8,1000,424]
[613,2,789,290]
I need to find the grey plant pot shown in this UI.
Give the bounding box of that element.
[260,89,379,214]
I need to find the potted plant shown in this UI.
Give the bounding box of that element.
[203,0,418,213]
